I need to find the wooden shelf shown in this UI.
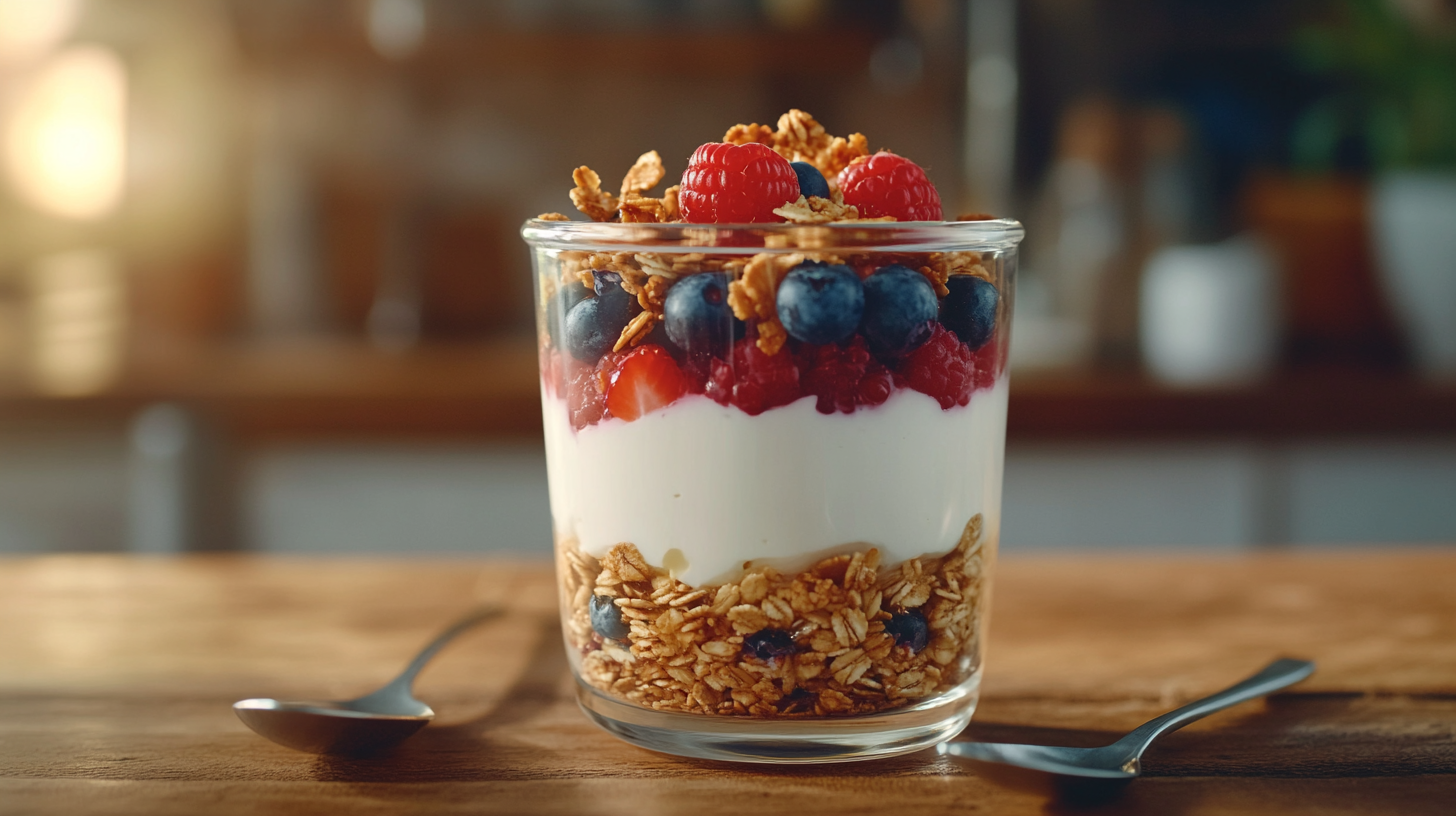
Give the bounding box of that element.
[1006,369,1456,441]
[5,338,1456,442]
[235,27,880,79]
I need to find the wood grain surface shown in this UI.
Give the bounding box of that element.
[1,552,1453,815]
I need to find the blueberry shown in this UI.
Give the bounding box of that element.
[664,272,741,357]
[589,594,630,640]
[860,264,938,356]
[884,610,929,653]
[592,271,627,298]
[776,263,865,345]
[744,628,797,662]
[790,161,830,200]
[565,272,637,364]
[546,283,591,347]
[940,276,999,350]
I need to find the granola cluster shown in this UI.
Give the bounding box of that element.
[558,515,989,718]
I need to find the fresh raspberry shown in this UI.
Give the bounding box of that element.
[893,324,974,408]
[679,142,801,223]
[564,356,606,429]
[838,151,943,221]
[679,352,715,395]
[798,336,892,414]
[972,336,1003,391]
[707,337,802,415]
[604,344,689,421]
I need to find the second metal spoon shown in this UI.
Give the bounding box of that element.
[234,607,501,755]
[938,658,1316,779]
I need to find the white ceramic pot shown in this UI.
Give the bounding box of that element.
[1370,172,1456,378]
[1140,236,1280,387]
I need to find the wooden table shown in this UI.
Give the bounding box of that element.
[2,552,1453,814]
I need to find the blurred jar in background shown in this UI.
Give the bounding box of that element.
[1013,97,1126,371]
[1140,235,1280,387]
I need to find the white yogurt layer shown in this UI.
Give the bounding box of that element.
[542,378,1009,587]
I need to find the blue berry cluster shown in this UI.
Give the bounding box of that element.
[770,262,998,357]
[556,257,998,369]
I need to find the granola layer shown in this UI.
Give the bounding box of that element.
[558,515,989,718]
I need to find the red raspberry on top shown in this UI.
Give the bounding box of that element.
[679,142,801,223]
[838,151,943,221]
[893,324,974,408]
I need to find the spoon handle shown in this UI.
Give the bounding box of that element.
[1115,657,1315,757]
[389,606,504,692]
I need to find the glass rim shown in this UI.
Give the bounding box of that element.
[520,218,1025,254]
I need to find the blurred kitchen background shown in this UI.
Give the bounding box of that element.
[1,0,1454,556]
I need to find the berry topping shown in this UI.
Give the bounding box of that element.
[789,160,831,200]
[798,335,892,415]
[565,275,638,364]
[860,264,939,357]
[838,151,943,221]
[894,323,975,408]
[679,142,801,223]
[664,272,740,357]
[884,610,929,653]
[776,262,865,345]
[564,357,607,430]
[589,594,630,640]
[706,337,802,416]
[939,276,999,350]
[743,628,797,662]
[546,283,591,348]
[604,344,689,422]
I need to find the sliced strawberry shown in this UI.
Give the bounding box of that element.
[604,344,689,421]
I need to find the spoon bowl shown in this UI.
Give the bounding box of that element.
[234,607,500,755]
[939,658,1315,779]
[233,698,434,755]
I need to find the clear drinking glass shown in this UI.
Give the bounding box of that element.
[521,219,1022,763]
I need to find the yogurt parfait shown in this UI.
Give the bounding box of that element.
[522,110,1021,762]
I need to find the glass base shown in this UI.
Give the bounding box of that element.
[574,670,980,764]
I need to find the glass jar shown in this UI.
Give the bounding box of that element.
[521,219,1022,762]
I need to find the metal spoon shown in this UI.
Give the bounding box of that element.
[938,658,1315,779]
[234,607,501,755]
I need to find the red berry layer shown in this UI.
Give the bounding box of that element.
[549,326,1001,430]
[707,337,802,416]
[797,335,892,415]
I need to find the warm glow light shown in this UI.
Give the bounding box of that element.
[4,46,127,220]
[0,0,79,64]
[28,249,126,396]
